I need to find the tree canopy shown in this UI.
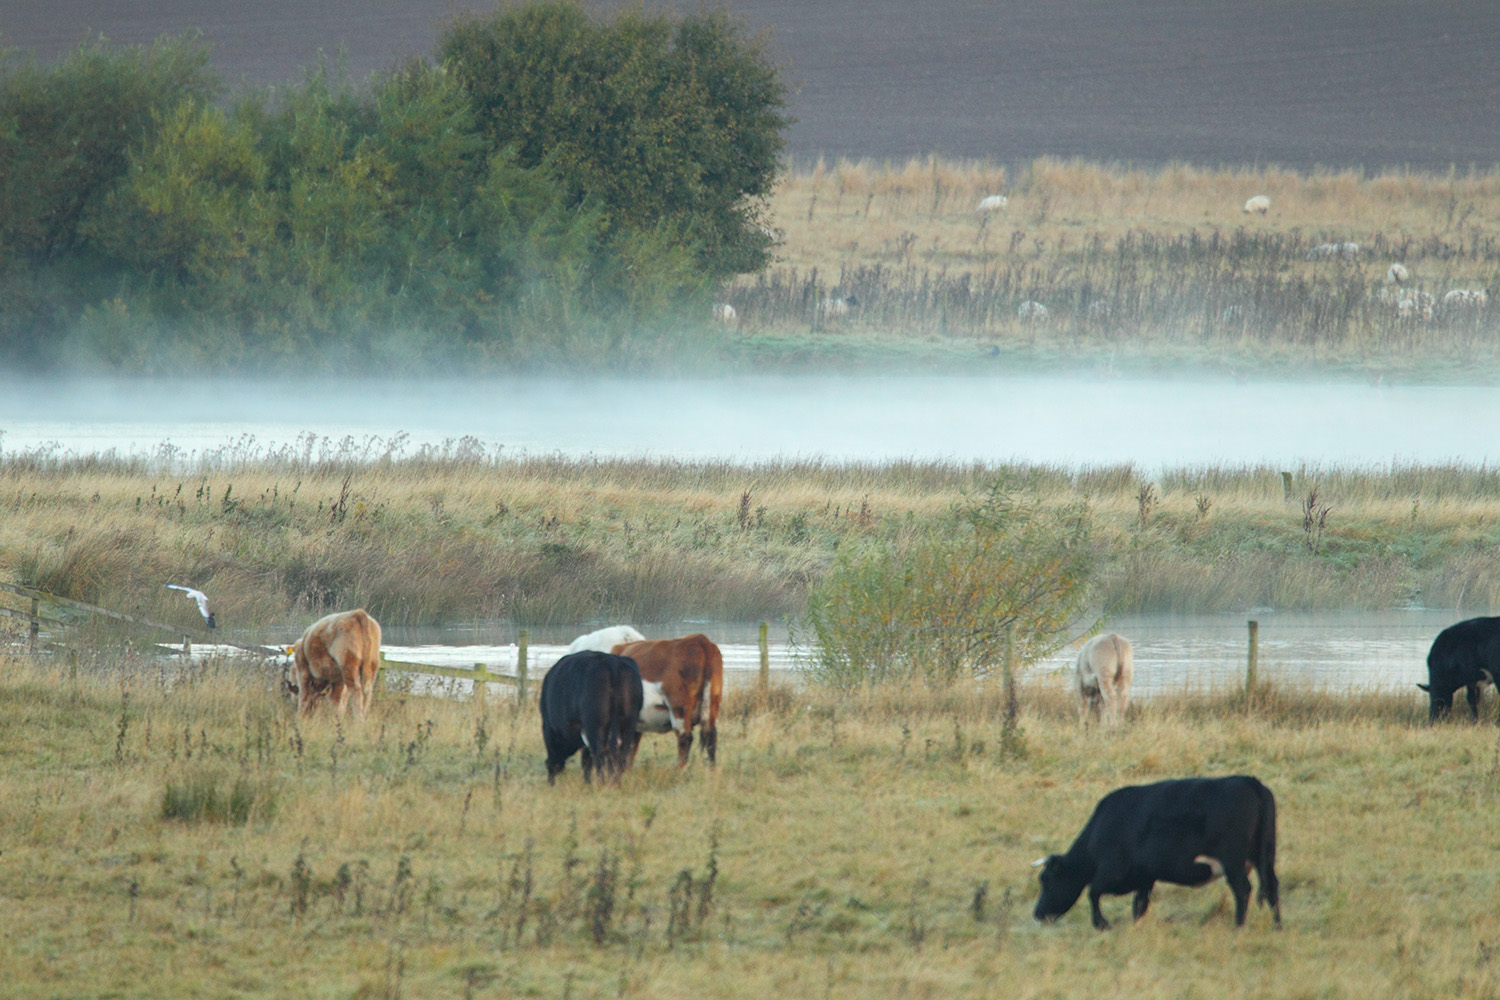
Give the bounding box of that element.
[0,2,790,371]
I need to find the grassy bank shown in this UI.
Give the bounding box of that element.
[2,650,1497,998]
[732,158,1500,378]
[3,444,1500,630]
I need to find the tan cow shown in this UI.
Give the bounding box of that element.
[292,609,382,719]
[1076,632,1133,725]
[611,633,723,767]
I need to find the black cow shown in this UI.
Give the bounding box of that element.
[539,651,644,784]
[1032,775,1281,930]
[1418,617,1500,722]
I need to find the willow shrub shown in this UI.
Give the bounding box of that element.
[799,481,1096,687]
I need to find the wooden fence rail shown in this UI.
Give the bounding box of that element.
[379,628,532,701]
[0,581,281,656]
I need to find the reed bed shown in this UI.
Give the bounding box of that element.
[2,650,1497,998]
[5,440,1500,629]
[6,443,1500,629]
[732,157,1500,371]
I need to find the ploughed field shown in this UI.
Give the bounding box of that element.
[13,0,1500,170]
[2,653,1497,998]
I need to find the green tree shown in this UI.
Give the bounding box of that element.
[438,1,788,280]
[801,482,1098,688]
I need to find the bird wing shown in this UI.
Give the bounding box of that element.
[165,584,211,618]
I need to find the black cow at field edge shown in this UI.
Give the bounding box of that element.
[1419,617,1500,722]
[1032,775,1281,930]
[539,651,645,784]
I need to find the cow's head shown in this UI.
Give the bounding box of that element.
[1417,682,1452,720]
[1032,855,1088,923]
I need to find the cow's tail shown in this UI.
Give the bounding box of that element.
[1254,779,1282,923]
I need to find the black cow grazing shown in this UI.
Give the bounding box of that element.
[1419,617,1500,722]
[539,651,645,785]
[1032,775,1281,930]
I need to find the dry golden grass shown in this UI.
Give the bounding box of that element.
[733,157,1500,372]
[768,155,1500,280]
[3,650,1498,998]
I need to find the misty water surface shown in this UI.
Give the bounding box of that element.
[3,374,1498,468]
[204,610,1449,699]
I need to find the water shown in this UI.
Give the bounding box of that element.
[198,611,1454,700]
[4,373,1499,468]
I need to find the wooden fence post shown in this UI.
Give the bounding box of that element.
[28,596,39,651]
[474,662,487,704]
[1000,624,1021,756]
[1246,619,1259,692]
[516,629,529,702]
[758,621,770,695]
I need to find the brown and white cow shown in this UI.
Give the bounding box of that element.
[1076,632,1133,725]
[611,633,723,766]
[292,609,382,719]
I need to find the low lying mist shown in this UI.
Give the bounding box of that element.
[1,373,1493,470]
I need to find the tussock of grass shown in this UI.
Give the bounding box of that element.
[4,651,1499,998]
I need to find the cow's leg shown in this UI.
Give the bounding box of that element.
[1131,887,1152,921]
[581,746,596,783]
[1467,682,1483,721]
[701,726,717,765]
[1087,887,1111,930]
[541,725,570,785]
[328,681,349,716]
[1225,866,1253,926]
[676,729,694,767]
[295,661,316,716]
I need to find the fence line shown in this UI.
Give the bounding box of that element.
[379,628,533,701]
[0,581,283,656]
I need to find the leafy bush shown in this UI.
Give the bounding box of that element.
[800,481,1096,687]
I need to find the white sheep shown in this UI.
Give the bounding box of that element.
[1017,300,1049,322]
[1385,263,1409,285]
[819,295,858,318]
[977,194,1009,212]
[1443,289,1489,310]
[1307,242,1359,261]
[1397,291,1435,322]
[712,302,737,323]
[1242,195,1270,214]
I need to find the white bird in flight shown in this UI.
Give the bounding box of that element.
[165,584,216,629]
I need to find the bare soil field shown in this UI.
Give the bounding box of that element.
[8,0,1500,171]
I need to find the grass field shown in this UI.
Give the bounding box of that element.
[729,158,1500,378]
[4,651,1498,998]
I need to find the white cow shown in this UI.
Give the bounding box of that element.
[566,625,646,654]
[977,194,1009,212]
[1242,195,1270,214]
[1076,633,1134,725]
